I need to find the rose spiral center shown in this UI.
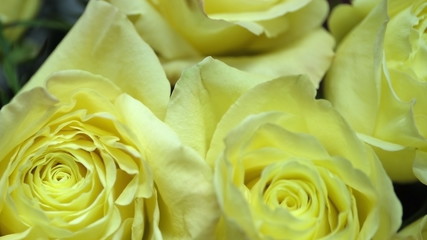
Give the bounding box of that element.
[262,179,312,211]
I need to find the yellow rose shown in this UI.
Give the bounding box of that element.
[393,215,427,239]
[0,0,41,41]
[166,58,402,239]
[324,0,427,183]
[0,1,218,239]
[104,0,334,86]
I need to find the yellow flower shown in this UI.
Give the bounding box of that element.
[324,0,427,183]
[0,0,41,41]
[104,0,334,86]
[393,215,427,239]
[0,1,218,239]
[166,58,402,239]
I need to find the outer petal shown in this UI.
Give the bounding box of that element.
[115,94,219,239]
[205,0,315,38]
[220,28,334,88]
[162,28,334,85]
[204,0,310,20]
[0,87,58,214]
[104,0,200,60]
[325,0,427,182]
[165,58,273,158]
[328,0,382,43]
[325,0,388,134]
[21,0,170,119]
[147,0,256,55]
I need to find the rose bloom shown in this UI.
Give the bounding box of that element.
[104,0,334,86]
[166,58,402,239]
[0,0,41,41]
[324,0,427,183]
[0,1,217,239]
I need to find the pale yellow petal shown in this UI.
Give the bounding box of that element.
[325,0,388,134]
[205,76,313,163]
[204,0,309,20]
[149,0,256,55]
[115,94,219,239]
[22,0,170,119]
[0,88,58,169]
[220,28,334,88]
[104,0,200,59]
[328,4,366,43]
[256,0,328,38]
[166,58,273,158]
[375,69,424,148]
[45,70,122,102]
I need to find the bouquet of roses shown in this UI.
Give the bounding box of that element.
[0,0,426,239]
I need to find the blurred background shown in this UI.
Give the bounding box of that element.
[0,0,88,105]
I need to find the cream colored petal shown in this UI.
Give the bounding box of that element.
[220,28,334,88]
[222,112,331,162]
[21,0,170,119]
[324,0,388,134]
[105,0,200,60]
[205,0,310,22]
[0,88,58,170]
[384,5,417,63]
[166,57,273,158]
[387,70,427,137]
[375,69,424,148]
[208,75,364,174]
[328,4,366,43]
[206,76,316,165]
[256,0,328,38]
[45,70,122,102]
[214,154,259,240]
[150,0,256,55]
[115,94,219,239]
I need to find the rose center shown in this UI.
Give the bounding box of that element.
[27,152,87,190]
[262,179,310,211]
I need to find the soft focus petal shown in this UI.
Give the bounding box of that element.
[325,0,427,183]
[146,0,255,55]
[106,0,333,85]
[220,28,334,88]
[116,94,219,239]
[0,87,58,168]
[166,57,273,158]
[21,0,170,119]
[325,0,388,134]
[328,0,382,43]
[105,0,200,60]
